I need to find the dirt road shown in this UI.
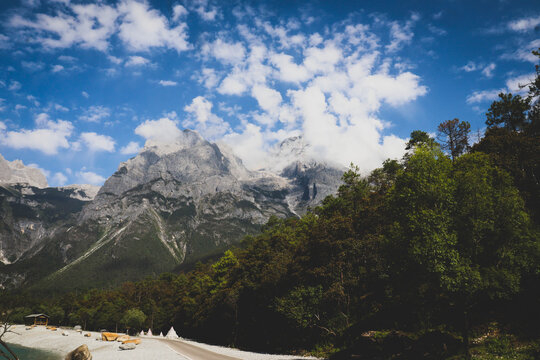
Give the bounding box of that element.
[160,339,242,360]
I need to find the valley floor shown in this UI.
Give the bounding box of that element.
[3,325,319,360]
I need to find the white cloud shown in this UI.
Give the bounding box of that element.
[9,0,191,53]
[52,172,68,186]
[184,96,230,139]
[466,89,504,104]
[195,17,429,171]
[22,61,45,71]
[81,91,89,98]
[506,73,535,93]
[9,2,117,51]
[78,106,110,122]
[481,63,496,78]
[251,85,282,113]
[172,5,188,21]
[158,80,177,86]
[51,64,65,73]
[0,118,73,155]
[460,61,478,72]
[118,0,190,52]
[466,73,534,104]
[27,163,50,178]
[502,39,540,63]
[120,141,141,155]
[202,39,246,64]
[270,53,310,83]
[135,117,182,143]
[15,104,27,111]
[8,81,21,91]
[58,55,77,62]
[197,68,220,89]
[125,55,151,67]
[508,16,540,32]
[80,132,115,152]
[386,13,419,53]
[77,170,106,185]
[188,0,219,21]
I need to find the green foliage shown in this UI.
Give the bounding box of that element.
[121,308,146,333]
[486,93,530,131]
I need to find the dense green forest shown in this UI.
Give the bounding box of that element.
[2,50,539,360]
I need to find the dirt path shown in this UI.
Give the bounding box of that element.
[159,339,242,360]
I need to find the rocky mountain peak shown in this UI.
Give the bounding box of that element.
[0,154,48,188]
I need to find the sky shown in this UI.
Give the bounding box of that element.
[0,0,539,187]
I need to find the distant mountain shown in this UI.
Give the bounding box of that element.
[0,130,344,291]
[0,154,48,188]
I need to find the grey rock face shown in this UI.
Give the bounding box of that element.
[0,154,48,188]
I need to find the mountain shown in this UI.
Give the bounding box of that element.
[0,154,48,188]
[0,131,344,291]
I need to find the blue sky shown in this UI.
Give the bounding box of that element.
[0,0,538,186]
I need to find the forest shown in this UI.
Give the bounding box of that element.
[1,50,539,360]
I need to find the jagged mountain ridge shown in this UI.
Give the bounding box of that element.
[0,154,48,188]
[0,130,344,290]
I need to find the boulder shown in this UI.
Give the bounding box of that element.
[119,343,136,350]
[122,339,141,345]
[74,325,82,331]
[116,335,130,342]
[62,331,69,336]
[84,333,91,337]
[64,344,92,360]
[101,332,119,341]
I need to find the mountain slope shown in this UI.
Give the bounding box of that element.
[0,131,344,291]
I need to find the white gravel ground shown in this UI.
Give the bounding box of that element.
[163,336,320,360]
[4,325,320,360]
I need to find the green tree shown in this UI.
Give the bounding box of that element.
[437,118,470,160]
[486,93,530,131]
[121,308,146,335]
[405,130,437,150]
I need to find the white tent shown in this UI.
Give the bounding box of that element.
[166,326,178,339]
[147,328,153,336]
[159,332,164,337]
[139,330,145,336]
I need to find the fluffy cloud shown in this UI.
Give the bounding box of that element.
[120,141,141,155]
[80,132,115,152]
[125,56,151,67]
[8,0,190,53]
[77,170,106,185]
[508,16,540,32]
[135,117,182,143]
[202,39,246,64]
[117,0,190,53]
[466,89,504,104]
[0,117,73,155]
[52,172,68,186]
[9,2,117,51]
[184,96,231,140]
[386,13,419,53]
[187,0,219,21]
[78,106,110,122]
[158,80,177,86]
[466,73,534,104]
[8,81,21,91]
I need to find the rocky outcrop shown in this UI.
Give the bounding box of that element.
[0,154,48,188]
[65,344,92,360]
